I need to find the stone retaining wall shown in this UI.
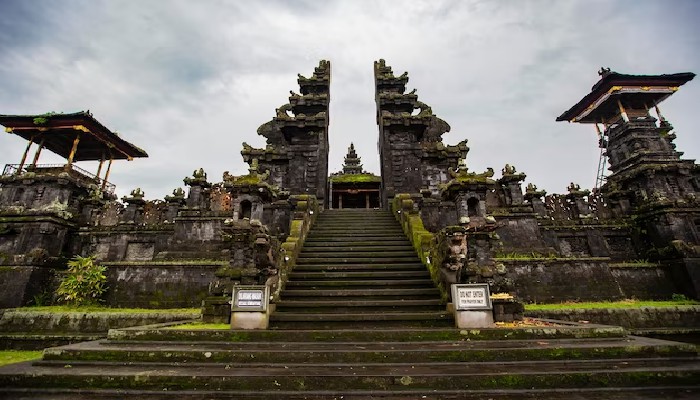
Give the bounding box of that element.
[0,309,199,333]
[502,260,679,303]
[526,306,700,329]
[104,261,226,308]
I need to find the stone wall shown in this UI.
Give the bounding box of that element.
[502,259,680,303]
[0,309,199,333]
[526,306,700,329]
[0,266,54,308]
[104,261,226,308]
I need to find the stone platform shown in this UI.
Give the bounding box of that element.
[0,320,698,399]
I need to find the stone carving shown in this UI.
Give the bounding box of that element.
[166,188,185,200]
[256,122,285,146]
[130,188,144,199]
[275,103,294,119]
[183,168,209,186]
[447,165,495,182]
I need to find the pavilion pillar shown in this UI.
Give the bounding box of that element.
[617,99,629,123]
[338,193,343,210]
[365,193,370,209]
[95,154,105,179]
[17,137,34,174]
[30,138,45,167]
[65,134,81,170]
[101,157,113,191]
[654,104,667,123]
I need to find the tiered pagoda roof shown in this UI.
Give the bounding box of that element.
[0,111,147,161]
[557,70,695,123]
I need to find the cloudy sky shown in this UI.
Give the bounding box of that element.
[1,0,698,200]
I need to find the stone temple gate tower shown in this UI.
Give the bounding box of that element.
[242,60,331,207]
[374,59,468,207]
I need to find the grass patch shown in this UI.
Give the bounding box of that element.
[330,173,381,183]
[165,322,229,330]
[0,351,43,366]
[526,299,700,311]
[13,305,200,314]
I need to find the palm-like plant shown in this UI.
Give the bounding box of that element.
[56,255,108,305]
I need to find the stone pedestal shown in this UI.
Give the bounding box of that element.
[230,304,275,330]
[231,311,268,330]
[455,309,494,328]
[448,302,495,328]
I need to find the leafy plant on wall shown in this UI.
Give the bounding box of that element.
[56,255,108,305]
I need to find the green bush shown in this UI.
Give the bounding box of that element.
[56,255,108,306]
[672,293,688,302]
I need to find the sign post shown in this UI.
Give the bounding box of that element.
[230,285,271,330]
[450,283,494,328]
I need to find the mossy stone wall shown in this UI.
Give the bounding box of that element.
[526,306,700,329]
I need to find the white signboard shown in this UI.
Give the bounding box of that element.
[232,285,268,312]
[452,283,492,311]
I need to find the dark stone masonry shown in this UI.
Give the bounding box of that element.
[0,60,698,312]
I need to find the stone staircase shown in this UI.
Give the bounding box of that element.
[271,209,451,329]
[0,209,698,398]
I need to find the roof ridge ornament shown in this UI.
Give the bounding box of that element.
[598,67,612,77]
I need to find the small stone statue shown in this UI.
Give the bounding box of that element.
[502,164,516,175]
[567,182,581,193]
[193,168,207,180]
[130,188,145,199]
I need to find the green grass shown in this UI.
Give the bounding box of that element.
[0,351,43,366]
[13,305,200,314]
[526,299,700,311]
[330,173,381,183]
[165,323,230,330]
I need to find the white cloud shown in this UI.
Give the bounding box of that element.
[0,0,698,200]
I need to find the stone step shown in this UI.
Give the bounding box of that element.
[313,222,400,227]
[304,235,408,241]
[296,256,419,264]
[305,233,407,240]
[292,263,427,271]
[308,231,405,237]
[312,222,401,227]
[39,337,698,365]
[320,211,393,216]
[301,240,411,247]
[297,251,417,258]
[300,245,416,253]
[312,223,402,228]
[269,315,454,329]
[288,270,430,280]
[284,279,434,288]
[280,287,441,298]
[106,326,629,343]
[3,386,698,400]
[3,358,698,392]
[275,299,444,313]
[316,215,399,225]
[316,219,398,223]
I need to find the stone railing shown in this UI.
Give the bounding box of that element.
[274,195,319,301]
[2,163,116,195]
[540,191,614,224]
[392,194,448,301]
[393,193,518,308]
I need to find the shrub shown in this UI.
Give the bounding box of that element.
[672,293,688,302]
[56,255,107,306]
